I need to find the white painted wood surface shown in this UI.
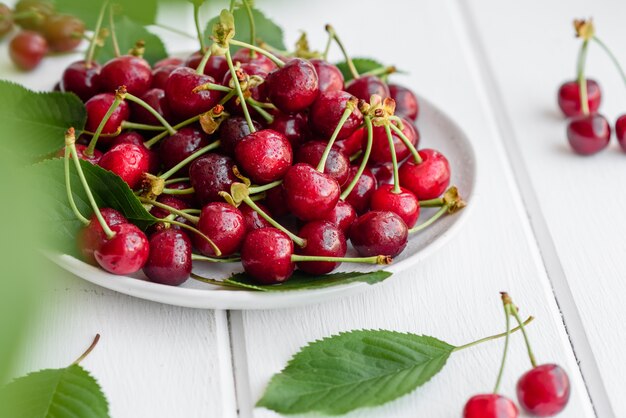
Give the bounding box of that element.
[3,0,626,416]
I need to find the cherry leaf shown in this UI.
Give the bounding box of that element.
[336,57,385,81]
[222,270,392,291]
[97,16,168,66]
[257,330,454,415]
[54,0,158,27]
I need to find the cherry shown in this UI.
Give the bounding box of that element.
[94,223,149,275]
[262,185,289,218]
[165,67,223,120]
[99,55,152,96]
[241,227,295,284]
[109,131,159,173]
[370,184,420,228]
[516,364,570,416]
[13,0,53,31]
[164,180,198,206]
[77,208,127,265]
[129,88,172,126]
[234,129,293,184]
[84,93,130,138]
[232,47,277,73]
[566,113,611,155]
[194,202,246,257]
[143,229,192,286]
[345,75,390,101]
[98,143,151,189]
[399,149,450,200]
[310,59,344,93]
[60,61,101,102]
[350,211,408,257]
[9,30,47,71]
[296,221,347,274]
[369,119,419,164]
[269,112,310,150]
[319,200,357,235]
[241,202,272,231]
[189,153,237,205]
[296,141,350,186]
[150,195,189,219]
[369,161,394,185]
[343,166,377,214]
[222,63,268,115]
[389,84,419,121]
[309,91,363,140]
[154,57,183,68]
[283,163,340,221]
[334,127,365,157]
[557,79,601,117]
[463,394,519,418]
[57,143,103,164]
[219,116,262,156]
[151,64,180,90]
[266,58,319,113]
[616,114,626,152]
[184,51,229,80]
[42,14,84,52]
[158,126,209,175]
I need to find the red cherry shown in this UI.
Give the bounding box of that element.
[151,64,180,90]
[463,394,519,418]
[557,80,601,117]
[234,129,293,184]
[399,149,450,200]
[296,141,350,186]
[42,14,84,52]
[154,57,183,68]
[222,63,268,115]
[165,67,223,120]
[566,113,611,155]
[143,229,192,286]
[266,58,319,113]
[310,59,344,93]
[9,30,48,71]
[517,364,570,416]
[232,48,277,72]
[349,211,408,257]
[98,143,150,189]
[129,88,172,126]
[60,61,101,102]
[218,116,262,156]
[109,131,160,174]
[319,200,357,234]
[345,75,389,101]
[99,55,152,96]
[57,143,103,165]
[309,91,363,140]
[163,181,198,206]
[158,126,209,175]
[334,127,365,157]
[77,208,127,265]
[269,112,310,150]
[189,153,237,205]
[389,84,419,121]
[149,195,189,220]
[84,93,130,139]
[342,166,377,214]
[369,161,394,185]
[194,202,246,257]
[616,114,626,152]
[262,185,289,218]
[184,51,229,80]
[296,221,347,274]
[369,118,419,164]
[241,227,295,284]
[370,184,420,228]
[241,202,273,231]
[94,223,150,275]
[283,163,340,221]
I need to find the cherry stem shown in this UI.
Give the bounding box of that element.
[144,115,201,149]
[510,301,538,368]
[120,121,165,131]
[409,205,448,234]
[182,208,201,214]
[124,93,177,135]
[592,36,626,88]
[229,0,236,12]
[241,0,256,53]
[242,197,306,247]
[325,24,359,80]
[63,146,90,225]
[453,316,534,352]
[229,40,286,67]
[322,30,332,61]
[162,187,195,195]
[160,141,220,180]
[193,2,206,52]
[108,5,120,58]
[85,1,108,67]
[493,294,513,394]
[341,116,373,200]
[291,254,391,265]
[196,47,213,75]
[164,177,189,185]
[247,100,274,123]
[388,121,422,164]
[191,254,241,263]
[384,123,401,193]
[219,90,237,106]
[317,104,354,172]
[419,197,444,207]
[248,180,282,194]
[198,82,274,122]
[139,197,199,223]
[197,82,231,92]
[157,218,221,256]
[361,65,396,78]
[577,39,590,115]
[225,49,257,133]
[71,334,101,365]
[86,92,124,156]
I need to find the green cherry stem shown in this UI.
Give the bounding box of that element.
[247,100,274,123]
[316,102,356,172]
[144,115,201,149]
[139,197,199,223]
[192,254,241,263]
[322,29,332,60]
[229,39,286,67]
[108,5,120,58]
[419,197,444,207]
[243,197,306,247]
[291,254,391,265]
[182,208,201,214]
[85,1,108,67]
[592,36,626,87]
[229,0,236,12]
[195,82,231,93]
[162,186,195,195]
[341,116,373,199]
[193,2,206,52]
[453,316,535,352]
[493,293,513,394]
[71,334,101,365]
[576,39,590,115]
[160,141,221,181]
[196,48,213,75]
[510,299,538,368]
[361,65,397,78]
[63,145,90,225]
[248,180,282,194]
[325,24,359,80]
[120,122,166,131]
[384,123,401,193]
[225,48,257,133]
[241,0,256,53]
[86,87,125,156]
[388,121,422,164]
[164,177,189,185]
[156,218,220,254]
[409,205,448,234]
[124,93,177,135]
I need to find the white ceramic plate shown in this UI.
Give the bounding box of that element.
[51,96,477,310]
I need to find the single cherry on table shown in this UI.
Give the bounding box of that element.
[566,113,611,156]
[463,394,519,418]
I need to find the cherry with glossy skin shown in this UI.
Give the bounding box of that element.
[389,84,419,121]
[335,127,365,157]
[165,67,223,120]
[9,30,47,71]
[241,227,294,284]
[57,143,103,165]
[266,58,319,113]
[369,161,394,185]
[151,64,180,90]
[184,51,229,80]
[99,55,152,96]
[319,200,357,235]
[241,202,272,231]
[345,75,390,101]
[234,129,293,184]
[283,163,340,221]
[310,59,344,93]
[109,131,159,173]
[94,223,149,275]
[84,93,130,138]
[42,14,84,52]
[150,195,189,220]
[60,61,101,102]
[154,57,183,68]
[557,79,601,117]
[143,229,192,286]
[463,394,519,418]
[189,153,237,205]
[219,116,262,156]
[77,208,127,265]
[399,149,450,200]
[296,221,347,274]
[343,166,377,214]
[369,118,419,164]
[350,211,408,257]
[232,48,277,73]
[0,3,14,38]
[129,88,172,126]
[296,141,350,186]
[370,185,420,228]
[566,113,611,155]
[616,114,626,152]
[194,202,246,257]
[158,126,209,174]
[98,143,151,189]
[262,185,289,218]
[269,112,309,150]
[309,91,363,140]
[517,364,570,417]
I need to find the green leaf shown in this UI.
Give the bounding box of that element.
[336,57,385,81]
[224,270,392,291]
[0,364,109,418]
[204,7,285,52]
[257,330,454,415]
[32,158,156,256]
[98,15,168,66]
[54,0,158,27]
[0,81,86,162]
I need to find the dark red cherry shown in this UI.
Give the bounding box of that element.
[158,126,209,175]
[296,221,347,274]
[616,114,626,152]
[350,211,408,257]
[296,141,350,186]
[269,112,309,150]
[310,59,344,93]
[94,223,149,275]
[77,208,127,265]
[184,51,229,80]
[165,66,222,120]
[241,227,295,284]
[232,48,277,72]
[151,64,180,90]
[109,131,159,174]
[42,14,84,52]
[218,116,262,156]
[399,149,450,200]
[60,61,101,102]
[149,195,189,220]
[154,57,183,68]
[98,143,151,189]
[369,162,394,185]
[57,143,103,165]
[189,153,237,205]
[84,93,130,138]
[343,166,377,214]
[129,88,172,126]
[463,394,519,418]
[345,75,390,101]
[283,163,340,221]
[262,185,289,218]
[389,84,419,121]
[309,91,363,140]
[9,30,47,71]
[319,200,357,234]
[335,127,365,157]
[557,79,601,117]
[99,55,152,96]
[143,229,192,286]
[517,364,570,417]
[234,129,292,184]
[369,118,419,163]
[566,113,611,155]
[194,202,246,257]
[241,202,272,231]
[370,184,420,228]
[266,58,319,113]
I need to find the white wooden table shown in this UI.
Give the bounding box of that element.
[3,0,625,416]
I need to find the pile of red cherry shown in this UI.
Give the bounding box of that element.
[558,19,626,155]
[1,0,85,71]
